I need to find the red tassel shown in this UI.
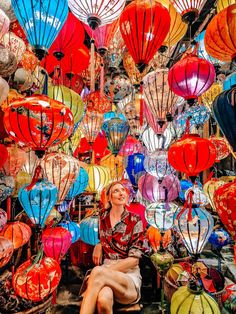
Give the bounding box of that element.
[204,171,214,184]
[52,290,57,304]
[234,244,236,265]
[26,165,42,191]
[139,82,143,126]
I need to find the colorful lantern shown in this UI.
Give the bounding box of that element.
[63,73,84,95]
[20,49,38,73]
[1,31,26,63]
[59,220,80,244]
[84,90,111,114]
[142,127,172,152]
[56,127,82,156]
[126,153,146,188]
[104,74,133,103]
[85,164,110,193]
[0,209,7,231]
[80,215,99,246]
[45,208,62,227]
[145,202,178,231]
[205,4,236,62]
[168,134,216,181]
[127,202,147,229]
[214,180,236,261]
[0,77,9,106]
[92,131,109,160]
[181,105,211,129]
[42,226,72,261]
[212,87,236,155]
[65,167,89,201]
[0,236,13,268]
[208,228,230,249]
[41,152,80,204]
[0,143,8,168]
[171,284,220,314]
[209,135,230,162]
[1,144,27,178]
[0,221,31,250]
[203,178,225,211]
[4,95,74,158]
[0,173,14,203]
[184,186,209,207]
[12,0,68,60]
[217,0,236,12]
[119,0,170,72]
[13,256,61,302]
[143,68,180,126]
[1,88,23,112]
[106,27,125,72]
[119,135,142,157]
[169,0,206,23]
[151,251,174,272]
[200,82,223,111]
[48,85,85,125]
[100,153,124,181]
[13,67,33,92]
[10,20,28,44]
[168,51,215,104]
[139,173,180,203]
[221,283,236,313]
[79,111,104,146]
[174,206,214,257]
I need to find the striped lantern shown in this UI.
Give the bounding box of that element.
[0,221,31,250]
[79,111,104,146]
[142,127,172,152]
[80,215,99,246]
[85,164,111,193]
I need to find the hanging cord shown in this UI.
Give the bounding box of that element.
[90,38,95,92]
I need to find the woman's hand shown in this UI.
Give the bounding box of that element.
[92,243,102,265]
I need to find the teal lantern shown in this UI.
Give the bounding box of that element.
[80,216,99,246]
[12,0,68,60]
[65,167,89,201]
[59,213,80,244]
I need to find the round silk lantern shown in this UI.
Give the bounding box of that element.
[1,31,26,63]
[0,236,13,268]
[0,208,7,231]
[119,0,170,72]
[18,176,58,227]
[84,90,111,114]
[205,4,236,63]
[41,152,80,204]
[85,164,110,193]
[3,95,74,158]
[203,178,225,212]
[20,49,38,73]
[168,50,215,104]
[59,221,80,243]
[0,173,14,203]
[126,153,146,189]
[168,133,216,181]
[142,127,172,152]
[214,180,236,261]
[13,256,61,302]
[151,251,174,272]
[1,144,27,178]
[119,135,141,157]
[0,76,9,105]
[208,228,230,249]
[42,227,72,261]
[145,202,178,231]
[104,74,133,103]
[0,221,31,250]
[221,283,236,313]
[171,284,220,314]
[127,202,147,229]
[80,216,99,246]
[13,68,33,92]
[79,111,104,146]
[209,136,230,162]
[65,167,89,201]
[174,206,214,257]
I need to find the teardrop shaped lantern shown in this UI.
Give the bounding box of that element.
[169,0,205,23]
[100,153,124,181]
[119,0,170,72]
[126,153,146,189]
[3,95,74,158]
[85,164,111,193]
[69,0,126,30]
[65,167,89,201]
[79,111,104,146]
[142,127,172,152]
[168,50,215,105]
[11,0,68,60]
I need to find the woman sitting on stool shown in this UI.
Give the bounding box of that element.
[80,181,145,314]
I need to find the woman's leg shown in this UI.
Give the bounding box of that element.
[80,266,138,314]
[97,286,114,314]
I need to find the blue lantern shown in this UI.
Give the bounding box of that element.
[208,228,231,249]
[65,167,89,201]
[223,72,236,91]
[80,216,99,246]
[126,153,146,188]
[12,0,68,60]
[103,111,126,122]
[18,179,58,227]
[59,220,80,243]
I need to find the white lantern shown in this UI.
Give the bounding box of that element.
[142,127,172,152]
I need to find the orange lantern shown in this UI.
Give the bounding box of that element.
[0,221,31,250]
[1,89,24,112]
[100,153,124,181]
[20,49,38,73]
[84,90,111,114]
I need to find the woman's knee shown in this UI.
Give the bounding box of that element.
[88,266,107,287]
[97,287,113,312]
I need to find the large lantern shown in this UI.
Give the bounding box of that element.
[13,256,61,302]
[104,74,133,104]
[0,236,13,268]
[169,0,205,23]
[168,134,216,181]
[80,215,99,246]
[0,221,31,250]
[42,227,72,261]
[85,164,110,193]
[119,135,142,157]
[119,0,170,72]
[168,51,215,105]
[68,0,125,30]
[126,153,146,189]
[205,4,236,63]
[174,205,214,257]
[1,31,26,63]
[11,0,68,60]
[3,95,74,158]
[203,178,225,212]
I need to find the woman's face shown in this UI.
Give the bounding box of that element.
[109,183,128,206]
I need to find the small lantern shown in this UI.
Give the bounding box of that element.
[0,221,31,250]
[142,127,172,152]
[80,215,99,246]
[85,164,111,193]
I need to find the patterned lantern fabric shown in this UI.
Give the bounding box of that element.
[1,144,27,178]
[13,257,61,302]
[0,236,14,268]
[209,136,230,162]
[203,178,225,211]
[0,173,14,203]
[0,0,16,22]
[104,74,133,104]
[79,111,104,145]
[221,283,236,313]
[20,49,38,73]
[65,167,89,200]
[0,221,31,250]
[119,135,142,157]
[184,185,209,207]
[84,91,111,114]
[200,82,223,111]
[1,31,26,63]
[0,45,17,77]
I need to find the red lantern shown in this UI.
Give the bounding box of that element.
[0,221,31,250]
[92,132,109,160]
[42,227,72,262]
[10,20,28,45]
[127,202,147,229]
[214,180,236,262]
[168,134,216,181]
[209,136,230,162]
[0,236,14,268]
[205,4,236,63]
[0,108,9,140]
[3,95,74,158]
[84,90,111,114]
[168,50,215,105]
[119,0,170,72]
[49,12,85,60]
[13,256,61,302]
[63,73,84,95]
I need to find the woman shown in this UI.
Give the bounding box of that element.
[80,181,144,314]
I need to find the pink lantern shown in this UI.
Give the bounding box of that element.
[143,100,168,135]
[127,202,147,229]
[119,135,142,157]
[138,173,180,203]
[42,227,72,262]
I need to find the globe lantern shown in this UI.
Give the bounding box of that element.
[3,95,74,158]
[65,167,89,201]
[0,236,13,268]
[168,133,216,182]
[100,153,124,181]
[168,50,215,105]
[80,215,99,246]
[79,111,104,146]
[42,227,72,261]
[119,0,170,72]
[104,74,133,104]
[0,9,9,41]
[13,256,61,302]
[119,135,142,157]
[205,4,236,63]
[13,67,33,92]
[174,205,214,258]
[169,0,206,23]
[0,221,31,250]
[142,127,172,152]
[11,0,68,60]
[126,153,146,189]
[85,164,110,193]
[59,219,80,244]
[209,136,230,162]
[203,178,225,212]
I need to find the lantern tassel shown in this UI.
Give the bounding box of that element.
[52,290,57,304]
[26,165,43,191]
[100,61,104,97]
[234,244,236,265]
[139,82,143,126]
[90,39,95,92]
[7,197,11,221]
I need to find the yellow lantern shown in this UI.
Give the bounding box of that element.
[1,89,24,111]
[217,0,236,12]
[171,285,220,314]
[12,171,31,198]
[48,85,85,125]
[85,164,111,193]
[100,153,124,181]
[200,82,223,111]
[203,178,225,212]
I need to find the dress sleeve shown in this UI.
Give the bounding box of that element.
[128,217,144,259]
